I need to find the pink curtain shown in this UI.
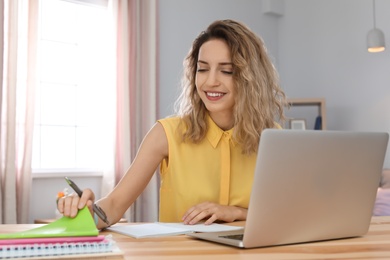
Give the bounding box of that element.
[112,0,159,222]
[0,0,39,224]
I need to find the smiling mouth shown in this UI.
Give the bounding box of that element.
[206,92,225,97]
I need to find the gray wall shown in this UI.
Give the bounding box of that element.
[158,0,390,168]
[158,0,280,117]
[279,0,390,167]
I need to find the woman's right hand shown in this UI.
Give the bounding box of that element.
[57,188,96,218]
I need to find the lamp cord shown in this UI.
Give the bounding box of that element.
[372,0,377,28]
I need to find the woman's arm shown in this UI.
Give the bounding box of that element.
[58,122,168,229]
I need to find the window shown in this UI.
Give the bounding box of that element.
[32,0,115,172]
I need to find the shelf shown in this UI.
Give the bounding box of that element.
[287,98,326,130]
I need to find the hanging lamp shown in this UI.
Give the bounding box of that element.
[367,0,385,52]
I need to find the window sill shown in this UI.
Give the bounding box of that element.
[32,169,103,179]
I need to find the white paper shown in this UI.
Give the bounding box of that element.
[107,222,243,238]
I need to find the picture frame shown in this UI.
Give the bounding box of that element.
[290,119,306,130]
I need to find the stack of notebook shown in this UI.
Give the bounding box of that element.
[0,207,123,259]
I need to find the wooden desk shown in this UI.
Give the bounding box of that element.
[2,216,390,259]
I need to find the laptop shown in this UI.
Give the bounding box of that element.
[187,129,389,248]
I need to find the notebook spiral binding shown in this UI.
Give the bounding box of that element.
[0,235,114,259]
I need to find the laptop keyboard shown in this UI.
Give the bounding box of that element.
[219,234,243,241]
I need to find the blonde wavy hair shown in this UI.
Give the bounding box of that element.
[175,19,287,154]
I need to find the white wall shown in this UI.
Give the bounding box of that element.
[158,0,390,167]
[30,173,102,223]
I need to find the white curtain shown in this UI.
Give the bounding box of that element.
[0,0,158,223]
[110,0,159,222]
[0,0,39,224]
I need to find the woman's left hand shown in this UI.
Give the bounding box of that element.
[182,202,247,225]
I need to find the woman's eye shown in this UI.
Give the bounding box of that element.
[197,68,207,72]
[222,71,233,75]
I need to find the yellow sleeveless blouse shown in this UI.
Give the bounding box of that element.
[158,115,257,222]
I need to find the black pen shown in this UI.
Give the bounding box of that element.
[64,177,110,226]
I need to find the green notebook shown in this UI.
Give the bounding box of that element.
[0,207,98,239]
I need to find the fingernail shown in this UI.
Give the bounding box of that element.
[71,209,78,217]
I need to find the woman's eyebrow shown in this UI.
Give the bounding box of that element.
[219,62,233,66]
[197,60,208,65]
[197,60,233,66]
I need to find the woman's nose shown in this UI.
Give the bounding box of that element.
[205,70,220,86]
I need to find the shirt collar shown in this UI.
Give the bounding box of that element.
[206,114,234,148]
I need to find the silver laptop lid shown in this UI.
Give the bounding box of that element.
[243,129,388,248]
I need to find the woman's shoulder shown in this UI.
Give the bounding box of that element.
[157,116,187,146]
[157,116,184,135]
[158,116,181,125]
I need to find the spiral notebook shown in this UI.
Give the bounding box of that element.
[0,207,123,259]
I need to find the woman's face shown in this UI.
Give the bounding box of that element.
[195,39,235,121]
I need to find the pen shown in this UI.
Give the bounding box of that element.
[64,177,110,226]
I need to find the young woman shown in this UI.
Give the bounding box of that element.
[58,19,287,229]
